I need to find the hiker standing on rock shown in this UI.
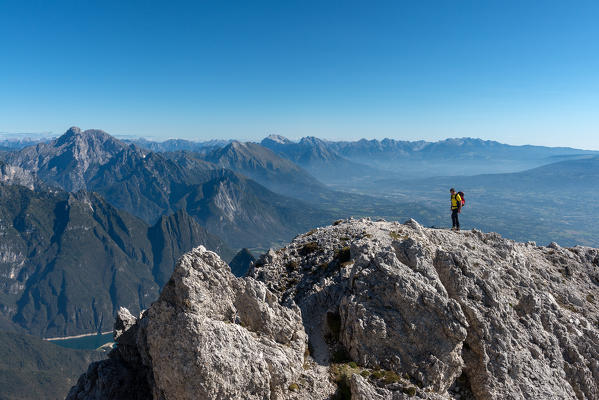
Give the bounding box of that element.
[450,188,462,231]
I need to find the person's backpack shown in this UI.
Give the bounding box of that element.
[457,191,465,207]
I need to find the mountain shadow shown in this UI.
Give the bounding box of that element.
[0,183,232,337]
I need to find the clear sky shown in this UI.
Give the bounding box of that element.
[1,0,598,148]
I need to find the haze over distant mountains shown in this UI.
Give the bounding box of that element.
[1,126,598,338]
[380,155,599,247]
[262,134,598,181]
[125,131,599,247]
[2,126,598,398]
[128,132,599,184]
[3,127,597,248]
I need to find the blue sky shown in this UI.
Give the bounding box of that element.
[1,0,598,148]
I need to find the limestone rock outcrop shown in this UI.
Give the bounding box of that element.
[68,219,599,399]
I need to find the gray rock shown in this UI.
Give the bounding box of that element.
[0,161,38,189]
[69,219,599,400]
[69,246,319,400]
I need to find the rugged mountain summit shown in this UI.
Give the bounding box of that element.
[69,219,599,399]
[6,127,130,191]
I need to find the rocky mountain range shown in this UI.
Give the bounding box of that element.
[0,183,232,337]
[126,137,231,154]
[124,134,599,183]
[3,127,333,248]
[69,218,599,399]
[174,139,441,230]
[260,135,598,180]
[328,136,599,176]
[261,135,380,183]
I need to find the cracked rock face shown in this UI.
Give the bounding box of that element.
[144,248,307,400]
[69,219,599,400]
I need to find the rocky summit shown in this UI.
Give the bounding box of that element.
[68,219,599,400]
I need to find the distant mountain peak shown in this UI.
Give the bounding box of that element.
[6,127,132,191]
[299,136,325,145]
[65,126,82,136]
[55,127,122,148]
[228,140,244,149]
[264,134,291,144]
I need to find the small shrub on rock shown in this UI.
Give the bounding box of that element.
[300,242,320,256]
[335,246,351,263]
[389,231,409,241]
[370,370,384,380]
[285,260,299,272]
[402,386,417,396]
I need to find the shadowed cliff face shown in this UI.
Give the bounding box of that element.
[69,219,599,400]
[0,184,232,337]
[228,248,255,277]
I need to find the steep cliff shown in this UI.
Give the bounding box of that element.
[0,184,232,337]
[68,219,599,399]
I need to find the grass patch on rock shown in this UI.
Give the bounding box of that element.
[389,231,409,241]
[330,362,416,399]
[330,363,360,400]
[288,382,299,392]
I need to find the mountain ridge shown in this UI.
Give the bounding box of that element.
[200,140,328,200]
[0,183,232,337]
[4,128,333,248]
[68,218,599,399]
